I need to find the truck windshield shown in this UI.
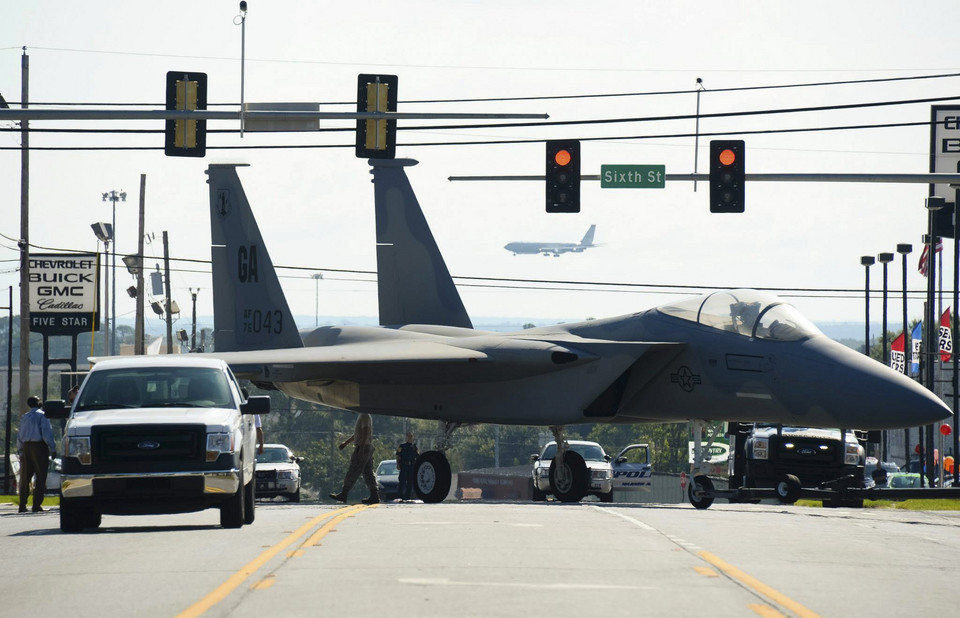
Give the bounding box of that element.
[74,367,234,411]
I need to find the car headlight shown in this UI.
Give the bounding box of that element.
[278,470,298,480]
[844,443,863,466]
[751,438,769,460]
[65,436,91,465]
[206,433,234,462]
[591,469,613,480]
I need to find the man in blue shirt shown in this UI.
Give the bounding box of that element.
[17,396,57,513]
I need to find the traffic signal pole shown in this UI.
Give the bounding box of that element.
[450,172,960,184]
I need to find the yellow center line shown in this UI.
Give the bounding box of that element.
[176,504,374,618]
[698,551,820,618]
[302,503,378,547]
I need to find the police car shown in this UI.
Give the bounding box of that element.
[254,444,303,502]
[531,441,615,502]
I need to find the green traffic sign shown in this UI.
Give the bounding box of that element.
[600,164,666,189]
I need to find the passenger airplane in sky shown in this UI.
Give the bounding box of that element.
[504,224,597,256]
[200,159,949,505]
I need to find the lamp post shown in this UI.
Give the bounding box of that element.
[312,273,323,326]
[861,256,875,356]
[102,190,126,355]
[897,243,912,468]
[90,222,114,356]
[878,252,894,461]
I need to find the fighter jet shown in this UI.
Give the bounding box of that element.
[504,224,597,257]
[203,160,950,504]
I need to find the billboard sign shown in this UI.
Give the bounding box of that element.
[930,105,960,200]
[28,252,99,335]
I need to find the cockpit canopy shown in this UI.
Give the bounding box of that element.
[657,289,821,341]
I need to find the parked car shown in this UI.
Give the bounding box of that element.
[255,444,303,502]
[531,440,614,502]
[376,459,400,501]
[7,454,61,496]
[888,472,922,488]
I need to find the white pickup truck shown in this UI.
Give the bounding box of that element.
[45,356,269,532]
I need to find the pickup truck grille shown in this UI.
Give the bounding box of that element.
[774,437,836,465]
[92,425,206,465]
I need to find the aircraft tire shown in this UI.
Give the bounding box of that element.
[775,474,802,504]
[414,451,452,504]
[549,451,588,503]
[688,475,715,510]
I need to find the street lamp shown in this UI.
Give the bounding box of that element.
[312,273,323,326]
[102,189,126,355]
[861,255,875,356]
[878,251,894,461]
[90,222,114,355]
[897,243,912,467]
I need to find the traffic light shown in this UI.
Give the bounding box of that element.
[164,71,207,158]
[545,140,580,213]
[355,74,398,159]
[709,140,745,213]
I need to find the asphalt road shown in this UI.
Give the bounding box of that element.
[2,500,958,617]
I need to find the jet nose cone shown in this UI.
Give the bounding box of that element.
[798,337,951,429]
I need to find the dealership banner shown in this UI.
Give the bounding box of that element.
[28,252,99,334]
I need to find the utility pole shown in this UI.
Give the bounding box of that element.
[163,231,173,354]
[190,288,198,351]
[18,48,30,413]
[135,175,146,354]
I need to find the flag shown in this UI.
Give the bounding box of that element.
[939,308,953,363]
[911,321,923,376]
[918,239,943,277]
[890,332,906,374]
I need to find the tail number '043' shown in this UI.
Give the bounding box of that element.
[242,308,283,334]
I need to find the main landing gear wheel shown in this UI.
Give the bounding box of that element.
[775,474,802,504]
[688,474,715,510]
[549,450,588,503]
[414,450,452,504]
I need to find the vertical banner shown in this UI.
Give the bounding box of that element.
[911,321,923,376]
[939,308,953,362]
[890,332,905,374]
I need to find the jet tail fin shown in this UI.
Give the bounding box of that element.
[371,159,472,328]
[207,164,304,352]
[580,224,597,247]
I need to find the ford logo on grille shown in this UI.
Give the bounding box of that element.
[138,440,161,450]
[798,447,817,456]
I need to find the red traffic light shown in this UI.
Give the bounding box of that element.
[554,149,572,166]
[718,148,736,166]
[940,424,952,436]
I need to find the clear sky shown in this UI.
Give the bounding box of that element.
[3,1,960,336]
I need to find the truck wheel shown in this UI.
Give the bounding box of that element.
[60,500,86,533]
[549,451,588,503]
[243,478,256,525]
[221,481,245,529]
[688,475,715,510]
[775,474,802,504]
[290,488,301,503]
[85,510,102,530]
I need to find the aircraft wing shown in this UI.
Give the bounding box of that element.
[198,337,683,385]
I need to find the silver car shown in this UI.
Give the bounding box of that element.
[531,440,614,502]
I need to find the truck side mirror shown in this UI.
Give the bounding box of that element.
[241,395,270,415]
[43,399,69,419]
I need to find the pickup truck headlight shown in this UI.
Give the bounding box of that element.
[206,433,235,462]
[844,443,863,465]
[751,438,769,460]
[278,470,298,480]
[65,436,91,465]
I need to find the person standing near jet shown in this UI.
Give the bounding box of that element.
[17,396,57,513]
[396,431,419,501]
[330,413,380,504]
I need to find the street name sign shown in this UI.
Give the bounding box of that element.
[600,165,666,189]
